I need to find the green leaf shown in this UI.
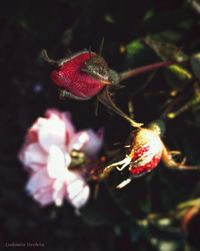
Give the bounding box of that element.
[126,40,146,60]
[125,39,152,67]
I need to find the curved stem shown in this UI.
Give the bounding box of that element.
[177,198,200,210]
[97,87,143,128]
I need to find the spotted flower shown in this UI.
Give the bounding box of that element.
[103,120,199,188]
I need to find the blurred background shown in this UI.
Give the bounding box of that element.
[1,0,200,250]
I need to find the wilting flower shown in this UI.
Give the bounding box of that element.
[50,51,111,100]
[103,120,165,179]
[103,119,199,188]
[19,109,103,210]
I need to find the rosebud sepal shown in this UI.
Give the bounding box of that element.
[59,89,91,101]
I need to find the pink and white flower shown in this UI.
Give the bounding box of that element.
[19,109,103,210]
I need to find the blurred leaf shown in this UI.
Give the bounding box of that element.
[143,8,155,22]
[149,31,183,44]
[150,237,183,251]
[145,37,188,62]
[188,0,200,14]
[125,39,153,67]
[168,65,192,81]
[191,53,200,81]
[126,40,146,61]
[135,9,193,38]
[104,14,115,24]
[144,36,192,92]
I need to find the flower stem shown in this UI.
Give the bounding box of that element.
[119,60,175,81]
[97,87,143,128]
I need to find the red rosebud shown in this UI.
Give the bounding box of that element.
[41,49,142,128]
[50,51,109,100]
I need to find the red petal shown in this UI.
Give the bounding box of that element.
[50,51,105,98]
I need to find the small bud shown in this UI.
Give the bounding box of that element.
[50,51,108,100]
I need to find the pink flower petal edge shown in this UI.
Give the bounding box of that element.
[19,109,103,210]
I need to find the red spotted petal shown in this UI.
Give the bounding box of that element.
[128,128,163,176]
[130,154,162,175]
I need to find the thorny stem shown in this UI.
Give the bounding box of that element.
[119,60,175,81]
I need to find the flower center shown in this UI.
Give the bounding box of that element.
[69,150,87,169]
